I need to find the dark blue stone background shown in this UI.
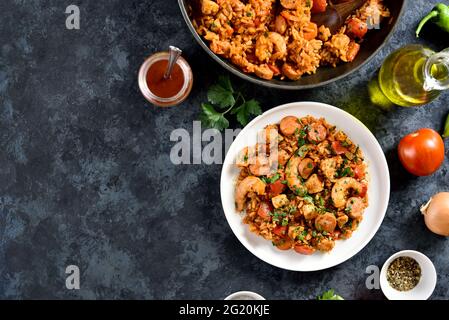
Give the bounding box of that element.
[0,0,448,299]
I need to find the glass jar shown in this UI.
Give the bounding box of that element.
[378,45,449,107]
[138,52,193,107]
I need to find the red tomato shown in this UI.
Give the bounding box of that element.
[332,141,348,155]
[311,0,327,13]
[294,245,315,255]
[359,183,368,198]
[352,164,366,179]
[273,225,287,237]
[257,202,272,220]
[398,128,445,176]
[268,180,286,196]
[346,18,368,39]
[274,238,294,250]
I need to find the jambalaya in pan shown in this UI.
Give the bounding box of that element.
[191,0,390,80]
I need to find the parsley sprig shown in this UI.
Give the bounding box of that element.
[318,289,344,300]
[200,75,262,131]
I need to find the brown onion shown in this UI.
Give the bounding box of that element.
[420,192,449,236]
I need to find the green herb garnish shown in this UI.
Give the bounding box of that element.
[261,173,280,184]
[318,289,344,300]
[200,75,262,130]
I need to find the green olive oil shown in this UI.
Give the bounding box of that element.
[379,45,449,107]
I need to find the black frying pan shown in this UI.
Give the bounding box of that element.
[178,0,406,90]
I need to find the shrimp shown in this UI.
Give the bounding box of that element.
[285,154,308,194]
[280,10,301,22]
[255,32,287,63]
[298,158,315,179]
[315,213,337,233]
[282,63,303,80]
[201,0,220,15]
[280,0,302,9]
[254,64,274,80]
[279,116,301,136]
[275,15,288,35]
[304,173,324,194]
[345,197,366,220]
[331,177,363,208]
[210,40,231,55]
[235,176,266,212]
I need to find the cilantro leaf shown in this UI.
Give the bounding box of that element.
[200,103,229,131]
[217,75,234,93]
[207,83,235,109]
[232,99,262,126]
[318,289,344,300]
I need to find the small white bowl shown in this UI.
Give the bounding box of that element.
[224,291,265,300]
[380,250,437,300]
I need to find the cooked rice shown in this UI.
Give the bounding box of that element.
[191,0,390,80]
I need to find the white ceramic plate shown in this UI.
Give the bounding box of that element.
[220,102,390,271]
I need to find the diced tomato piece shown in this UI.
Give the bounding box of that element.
[359,183,368,197]
[274,238,294,250]
[311,0,327,13]
[257,202,272,220]
[346,18,368,39]
[268,180,286,196]
[294,245,316,255]
[332,141,348,155]
[352,164,366,179]
[273,225,287,237]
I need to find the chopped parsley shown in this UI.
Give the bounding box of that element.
[261,173,280,184]
[337,167,354,178]
[296,145,309,157]
[297,230,308,241]
[317,196,325,207]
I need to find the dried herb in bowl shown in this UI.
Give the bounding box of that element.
[387,257,422,291]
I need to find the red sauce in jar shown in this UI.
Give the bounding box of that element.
[146,60,185,99]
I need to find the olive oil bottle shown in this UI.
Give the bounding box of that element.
[379,45,449,107]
